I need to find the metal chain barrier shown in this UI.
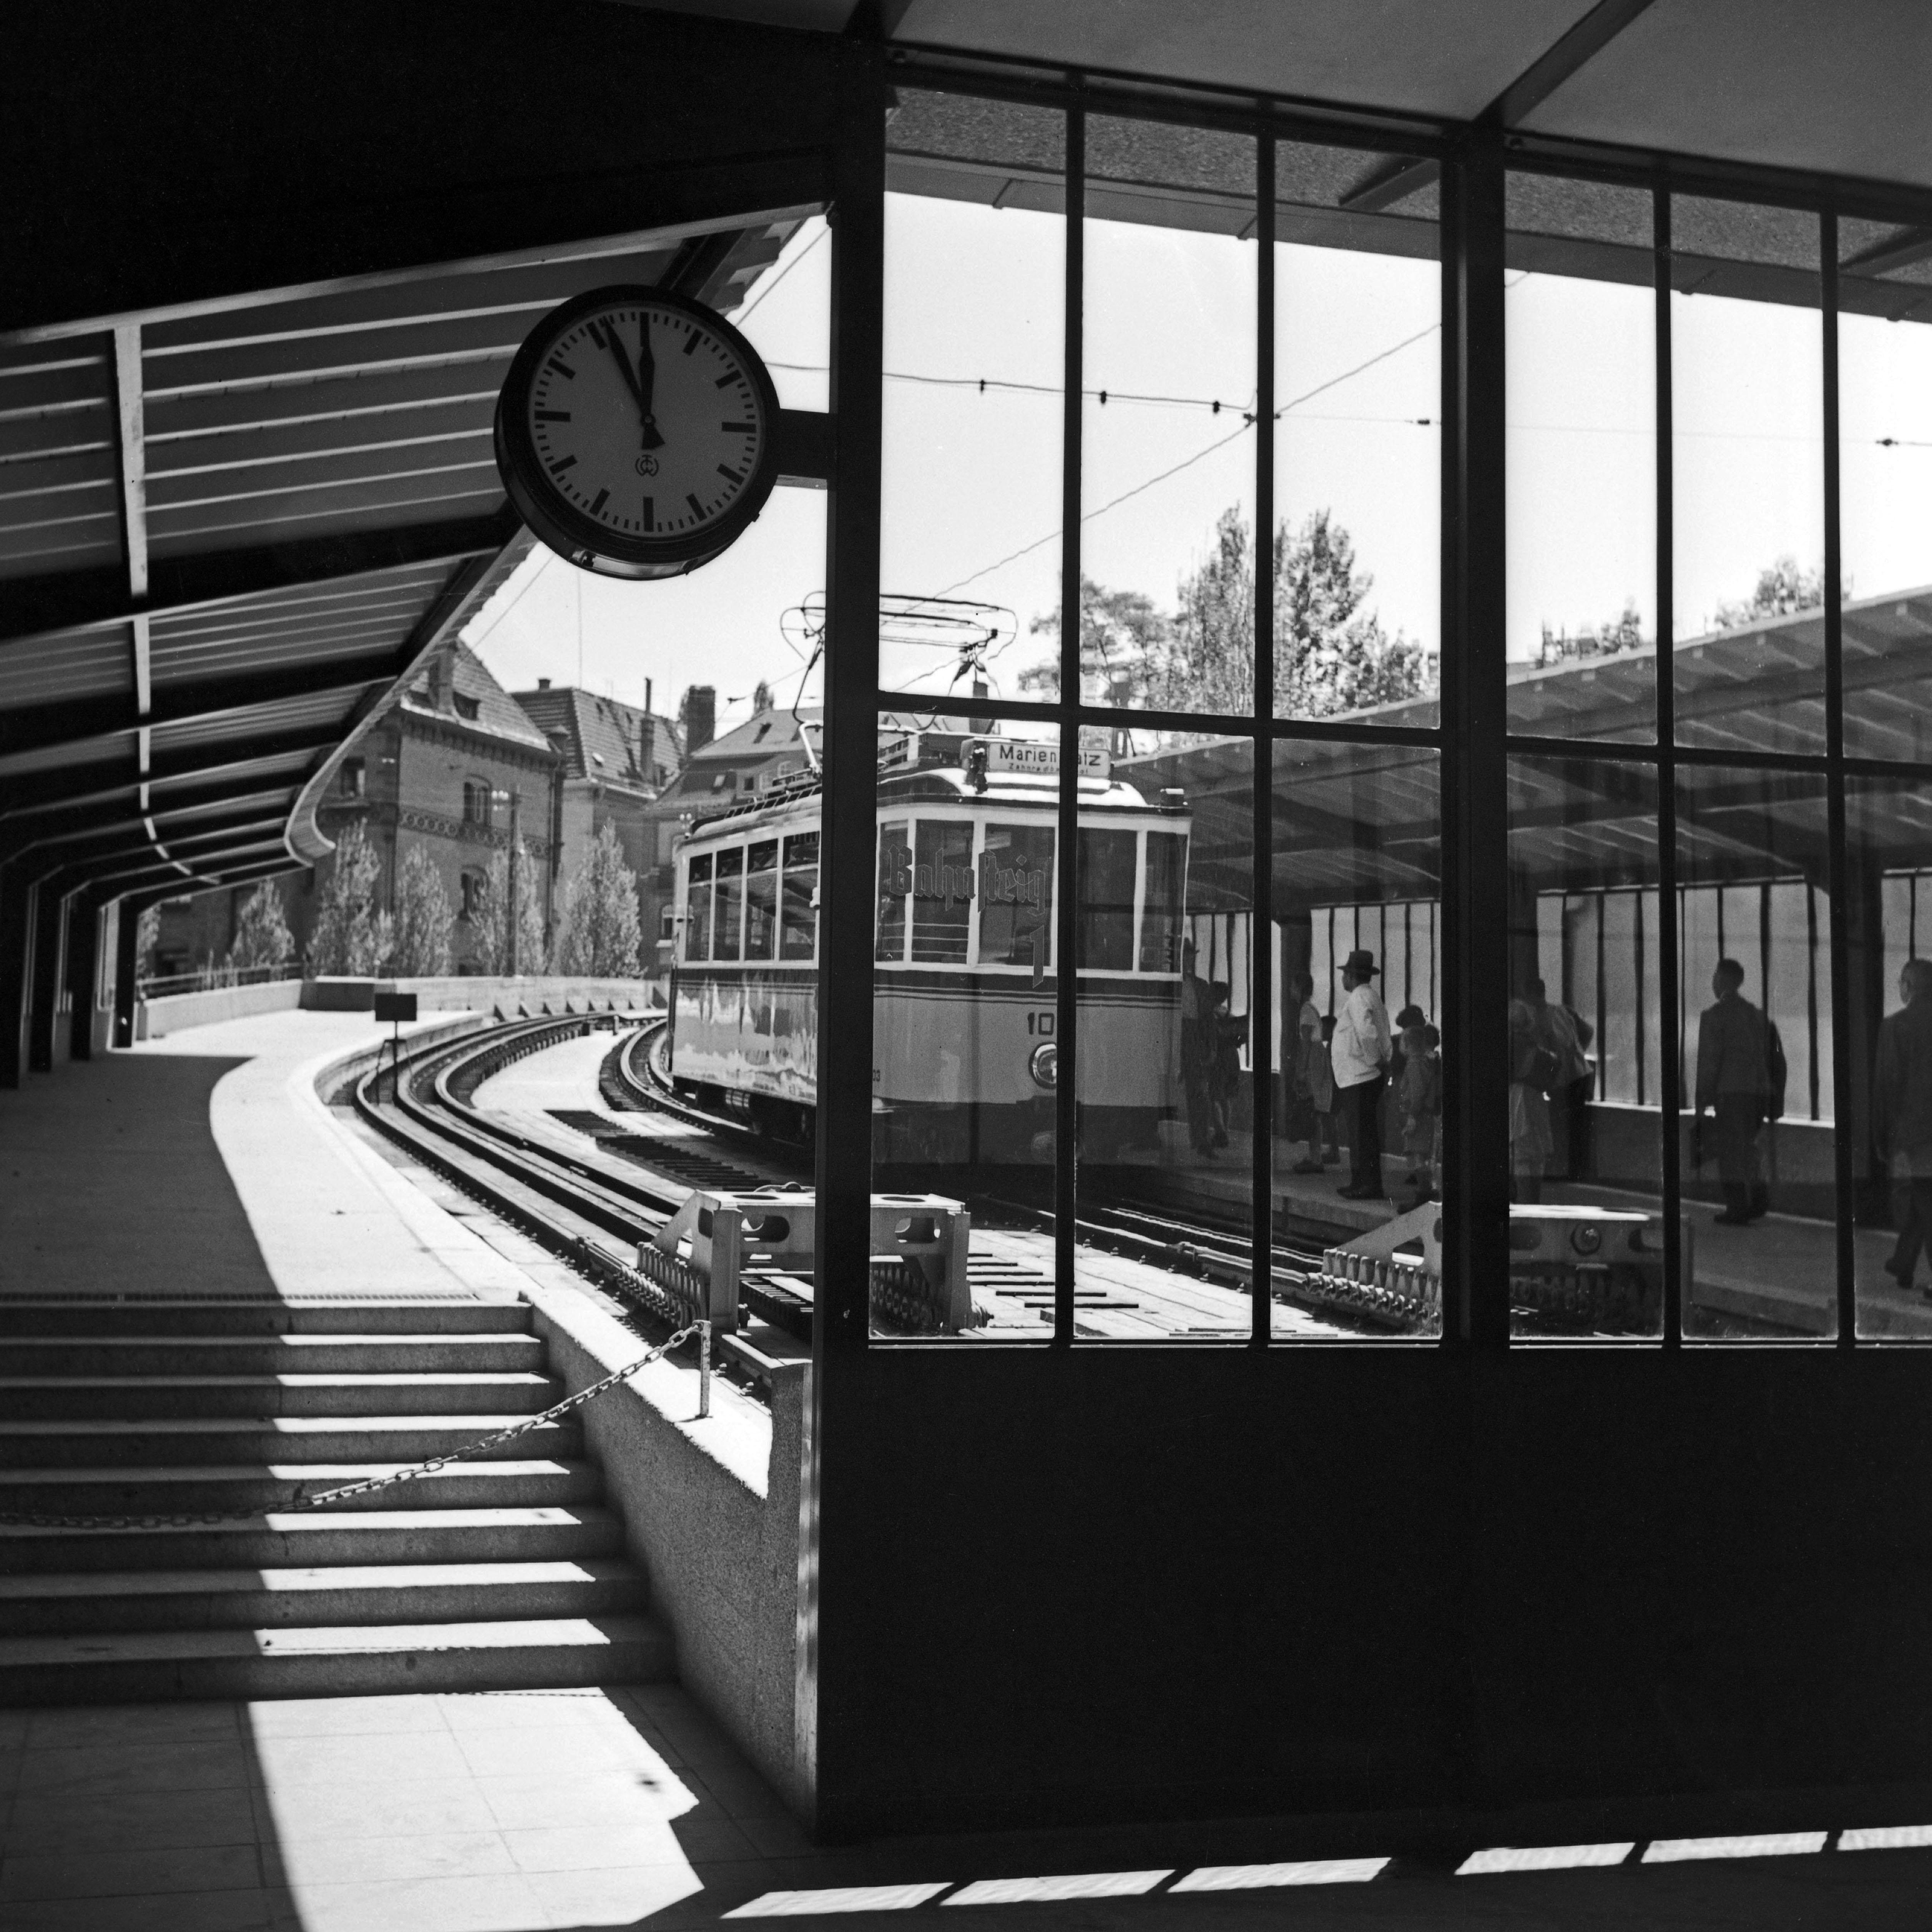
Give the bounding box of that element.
[0,1322,707,1532]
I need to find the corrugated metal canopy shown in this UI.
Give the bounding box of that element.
[0,209,807,905]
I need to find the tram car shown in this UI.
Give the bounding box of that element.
[667,727,1193,1167]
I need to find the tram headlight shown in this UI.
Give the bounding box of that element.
[1028,1042,1058,1091]
[1570,1223,1603,1257]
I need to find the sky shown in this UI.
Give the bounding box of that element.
[465,196,1932,715]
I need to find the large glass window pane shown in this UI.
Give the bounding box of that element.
[1274,140,1440,725]
[1072,119,1257,714]
[1671,196,1826,754]
[1505,175,1657,741]
[713,844,744,961]
[684,851,712,962]
[882,92,1065,699]
[780,831,817,961]
[1677,764,1835,1337]
[1837,237,1932,760]
[1272,738,1442,1337]
[1507,756,1664,1339]
[1846,778,1932,1336]
[870,709,1061,1339]
[744,838,778,961]
[1074,731,1267,1337]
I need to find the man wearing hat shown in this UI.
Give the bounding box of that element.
[1331,949,1393,1200]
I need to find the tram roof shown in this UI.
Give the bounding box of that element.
[0,210,806,904]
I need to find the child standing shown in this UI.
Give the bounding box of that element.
[1399,1021,1442,1206]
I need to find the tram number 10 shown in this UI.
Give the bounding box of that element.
[1025,1012,1055,1037]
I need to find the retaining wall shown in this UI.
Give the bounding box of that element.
[302,975,659,1016]
[136,977,302,1039]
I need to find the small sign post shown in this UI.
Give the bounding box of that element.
[373,991,418,1101]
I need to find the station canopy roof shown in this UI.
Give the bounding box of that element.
[0,210,804,905]
[1125,585,1932,917]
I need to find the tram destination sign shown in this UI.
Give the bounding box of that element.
[982,740,1110,779]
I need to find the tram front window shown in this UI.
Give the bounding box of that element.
[1078,828,1137,970]
[877,821,911,962]
[781,832,818,961]
[912,820,975,964]
[1141,830,1186,972]
[685,853,713,962]
[715,846,744,961]
[979,824,1055,969]
[745,839,779,961]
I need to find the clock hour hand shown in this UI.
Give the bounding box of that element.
[635,321,664,452]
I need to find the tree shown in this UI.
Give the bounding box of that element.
[390,844,454,977]
[1712,554,1847,630]
[307,821,394,975]
[135,905,161,979]
[224,880,294,974]
[1020,579,1171,704]
[554,822,643,977]
[473,837,548,976]
[1273,509,1425,716]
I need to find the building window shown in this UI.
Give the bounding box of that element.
[454,693,480,721]
[460,871,484,922]
[339,758,365,799]
[462,780,492,827]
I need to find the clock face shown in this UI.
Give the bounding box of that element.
[494,285,781,580]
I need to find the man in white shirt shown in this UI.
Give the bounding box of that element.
[1330,948,1392,1200]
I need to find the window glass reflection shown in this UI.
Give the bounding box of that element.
[744,839,778,961]
[1677,764,1836,1337]
[1505,176,1656,740]
[882,92,1065,699]
[1274,140,1440,725]
[869,710,1061,1338]
[1071,119,1257,713]
[780,832,817,961]
[1507,756,1664,1338]
[1671,196,1826,754]
[1272,738,1442,1337]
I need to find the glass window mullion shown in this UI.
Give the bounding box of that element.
[1251,134,1276,1346]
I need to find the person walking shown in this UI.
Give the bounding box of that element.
[1874,957,1932,1291]
[1694,957,1773,1226]
[1331,949,1391,1200]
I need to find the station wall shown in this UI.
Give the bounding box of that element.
[813,1347,1932,1838]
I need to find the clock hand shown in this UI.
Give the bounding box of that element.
[598,321,648,418]
[636,320,665,452]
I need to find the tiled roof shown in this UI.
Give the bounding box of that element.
[401,643,553,752]
[515,686,679,792]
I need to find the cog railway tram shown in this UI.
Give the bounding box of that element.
[667,727,1193,1172]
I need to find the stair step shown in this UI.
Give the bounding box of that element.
[0,1613,674,1704]
[0,1559,648,1635]
[0,1336,547,1375]
[0,1415,585,1467]
[0,1299,531,1336]
[0,1460,601,1513]
[0,1505,626,1573]
[0,1373,563,1419]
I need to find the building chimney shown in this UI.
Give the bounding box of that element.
[537,676,551,691]
[427,646,455,714]
[683,684,715,754]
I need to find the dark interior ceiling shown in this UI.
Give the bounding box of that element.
[647,0,1932,197]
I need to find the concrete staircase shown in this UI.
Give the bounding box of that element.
[0,1297,673,1703]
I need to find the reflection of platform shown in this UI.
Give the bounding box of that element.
[1550,1183,1932,1337]
[1113,1130,1414,1243]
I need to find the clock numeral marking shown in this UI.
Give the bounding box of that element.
[642,497,655,532]
[718,464,744,485]
[548,454,578,476]
[721,422,754,434]
[683,326,701,356]
[686,492,706,520]
[714,372,739,389]
[536,410,571,422]
[549,362,576,380]
[589,488,610,515]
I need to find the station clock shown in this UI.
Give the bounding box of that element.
[494,285,782,580]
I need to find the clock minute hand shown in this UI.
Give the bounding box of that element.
[635,322,664,452]
[598,322,647,417]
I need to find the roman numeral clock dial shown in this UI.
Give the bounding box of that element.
[494,285,781,580]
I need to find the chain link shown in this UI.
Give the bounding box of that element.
[0,1324,703,1532]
